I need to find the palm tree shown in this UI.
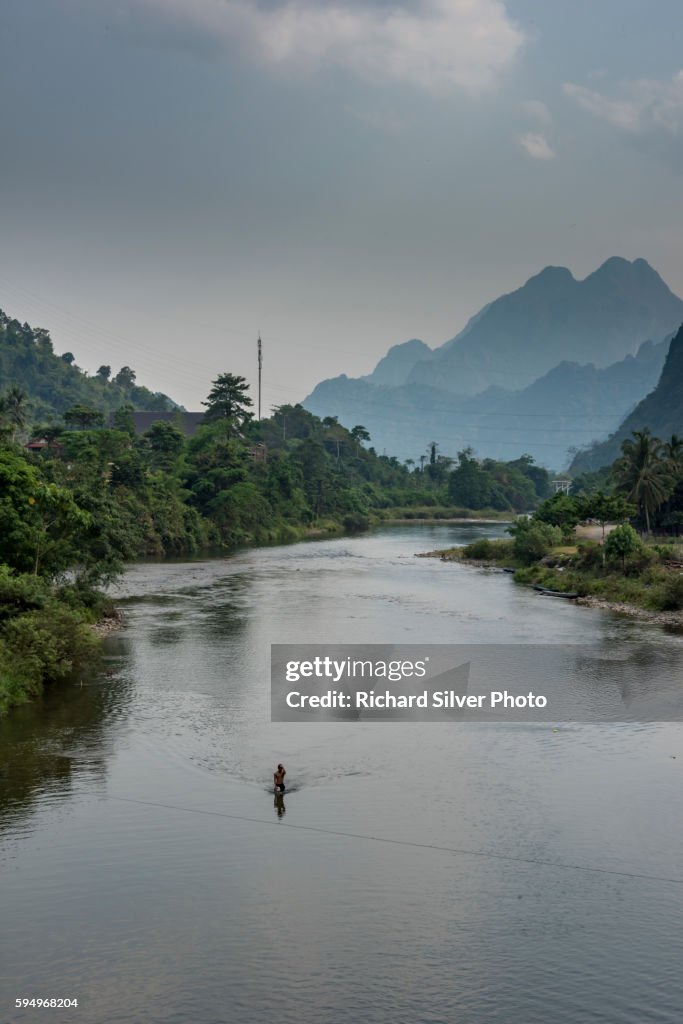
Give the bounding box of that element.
[663,434,683,476]
[614,429,673,534]
[0,386,29,442]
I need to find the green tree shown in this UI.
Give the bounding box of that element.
[535,493,582,533]
[113,366,137,388]
[664,434,683,475]
[96,365,112,381]
[323,419,348,461]
[448,448,490,508]
[350,425,371,445]
[144,420,185,472]
[613,429,673,534]
[202,373,254,436]
[507,454,550,501]
[113,404,136,436]
[64,405,105,430]
[28,423,64,445]
[426,454,452,486]
[350,424,371,455]
[604,523,642,571]
[0,385,29,442]
[0,448,91,576]
[508,518,562,564]
[294,438,329,518]
[447,449,537,512]
[208,481,272,541]
[581,491,635,542]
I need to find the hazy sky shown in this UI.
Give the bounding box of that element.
[2,0,683,411]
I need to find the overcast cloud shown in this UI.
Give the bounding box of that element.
[1,1,683,412]
[133,0,525,94]
[564,71,683,135]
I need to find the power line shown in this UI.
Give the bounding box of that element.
[0,271,651,457]
[110,795,683,887]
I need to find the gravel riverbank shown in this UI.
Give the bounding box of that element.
[92,609,124,638]
[418,549,683,628]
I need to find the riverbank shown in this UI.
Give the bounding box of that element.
[0,575,104,717]
[421,539,683,628]
[0,515,359,718]
[377,506,514,524]
[92,607,125,639]
[575,594,683,626]
[385,516,512,525]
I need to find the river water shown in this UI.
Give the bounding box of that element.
[1,523,683,1024]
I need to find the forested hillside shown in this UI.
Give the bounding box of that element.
[571,324,683,472]
[0,310,176,421]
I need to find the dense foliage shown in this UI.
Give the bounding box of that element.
[446,429,683,614]
[447,449,550,512]
[0,364,429,712]
[0,310,175,422]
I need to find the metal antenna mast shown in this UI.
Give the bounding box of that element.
[257,333,262,421]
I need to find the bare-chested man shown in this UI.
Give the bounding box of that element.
[273,763,286,794]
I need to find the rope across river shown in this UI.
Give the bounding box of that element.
[109,794,683,887]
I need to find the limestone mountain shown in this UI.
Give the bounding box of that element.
[304,257,683,467]
[363,339,432,387]
[570,324,683,472]
[409,257,683,395]
[306,337,669,469]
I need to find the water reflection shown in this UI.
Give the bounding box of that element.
[274,792,286,818]
[0,646,133,834]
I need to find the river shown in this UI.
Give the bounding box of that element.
[1,523,682,1023]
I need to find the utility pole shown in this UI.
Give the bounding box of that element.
[257,333,263,421]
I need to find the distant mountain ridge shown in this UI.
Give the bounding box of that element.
[570,325,683,472]
[304,257,683,467]
[306,338,669,468]
[365,339,431,387]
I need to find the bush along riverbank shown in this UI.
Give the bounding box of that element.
[0,570,110,716]
[425,476,683,626]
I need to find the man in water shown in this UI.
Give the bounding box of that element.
[274,763,286,794]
